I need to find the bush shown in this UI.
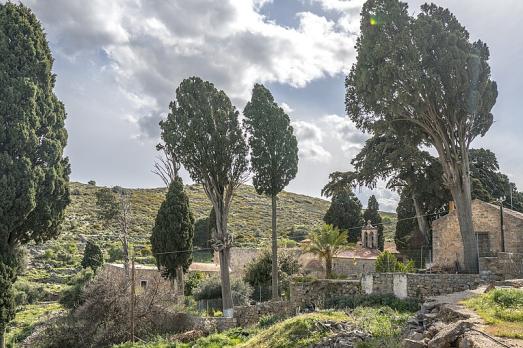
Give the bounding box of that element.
[59,269,94,309]
[324,293,420,312]
[185,271,205,296]
[193,276,253,306]
[258,314,283,328]
[13,280,49,306]
[88,180,96,186]
[375,251,415,273]
[107,243,124,262]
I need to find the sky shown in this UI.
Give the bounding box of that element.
[14,0,523,212]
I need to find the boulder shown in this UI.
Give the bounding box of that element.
[427,320,472,348]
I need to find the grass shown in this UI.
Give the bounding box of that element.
[5,302,64,347]
[463,288,523,339]
[114,306,411,348]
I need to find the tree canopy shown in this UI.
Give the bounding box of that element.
[363,195,384,251]
[346,0,498,272]
[81,241,104,272]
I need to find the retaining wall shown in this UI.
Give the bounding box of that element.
[480,252,523,281]
[234,301,295,326]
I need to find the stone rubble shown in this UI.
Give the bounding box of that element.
[310,321,371,348]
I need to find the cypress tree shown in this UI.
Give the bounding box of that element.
[81,241,104,272]
[324,190,364,243]
[151,179,194,296]
[0,4,70,346]
[243,84,299,300]
[363,195,384,251]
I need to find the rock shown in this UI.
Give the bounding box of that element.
[483,283,495,293]
[427,320,472,348]
[403,338,427,348]
[410,332,424,341]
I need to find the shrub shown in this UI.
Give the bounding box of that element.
[193,276,253,306]
[258,314,283,328]
[185,271,205,296]
[87,180,96,186]
[324,293,420,312]
[13,280,48,306]
[375,251,415,273]
[81,240,104,272]
[59,269,94,309]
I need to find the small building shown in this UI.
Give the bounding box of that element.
[432,199,523,271]
[103,262,222,292]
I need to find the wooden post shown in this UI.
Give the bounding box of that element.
[130,258,135,343]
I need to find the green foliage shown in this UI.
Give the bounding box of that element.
[243,84,298,197]
[184,271,205,297]
[193,276,253,306]
[258,314,284,328]
[375,251,415,273]
[81,240,104,272]
[323,190,363,242]
[193,216,211,249]
[0,2,70,334]
[325,294,419,312]
[12,279,51,306]
[59,268,94,309]
[464,288,523,338]
[243,249,300,299]
[363,195,384,251]
[151,179,194,278]
[302,225,349,279]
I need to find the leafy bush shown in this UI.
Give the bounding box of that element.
[375,251,415,273]
[324,293,420,312]
[258,314,283,328]
[193,276,253,306]
[13,280,49,306]
[184,271,205,296]
[59,269,94,309]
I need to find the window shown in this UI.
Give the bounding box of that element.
[476,232,491,257]
[140,280,148,289]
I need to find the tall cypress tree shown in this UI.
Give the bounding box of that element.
[363,195,384,251]
[324,190,364,243]
[151,178,194,297]
[0,4,70,346]
[81,240,104,272]
[243,84,299,300]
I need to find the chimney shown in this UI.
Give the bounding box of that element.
[448,201,456,213]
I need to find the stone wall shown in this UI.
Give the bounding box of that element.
[234,301,295,327]
[333,257,376,275]
[404,273,481,299]
[432,200,523,270]
[480,252,523,281]
[290,279,361,308]
[214,247,263,275]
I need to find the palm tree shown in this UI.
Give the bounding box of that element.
[302,224,349,279]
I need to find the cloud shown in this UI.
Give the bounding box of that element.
[23,0,359,139]
[292,120,332,162]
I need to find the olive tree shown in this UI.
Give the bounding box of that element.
[160,77,248,317]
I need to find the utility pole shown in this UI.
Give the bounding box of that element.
[499,198,505,252]
[130,257,136,343]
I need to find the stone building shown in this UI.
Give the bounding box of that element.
[432,199,523,271]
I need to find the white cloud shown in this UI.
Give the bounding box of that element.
[292,120,332,162]
[281,102,294,114]
[24,0,359,138]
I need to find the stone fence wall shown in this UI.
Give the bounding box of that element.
[234,301,295,327]
[362,273,481,299]
[290,279,361,308]
[480,252,523,281]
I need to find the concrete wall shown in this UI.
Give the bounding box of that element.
[432,200,523,270]
[480,252,523,281]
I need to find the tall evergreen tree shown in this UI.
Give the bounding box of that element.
[346,1,497,272]
[161,77,248,317]
[0,4,70,346]
[151,179,194,297]
[81,241,104,272]
[243,84,299,300]
[323,190,364,243]
[363,196,384,251]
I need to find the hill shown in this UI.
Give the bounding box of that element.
[22,182,396,290]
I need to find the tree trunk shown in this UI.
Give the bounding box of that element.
[271,194,279,300]
[121,234,130,281]
[450,174,478,273]
[325,254,332,279]
[218,248,234,317]
[411,193,430,245]
[176,266,185,304]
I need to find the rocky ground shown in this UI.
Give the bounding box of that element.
[404,282,523,348]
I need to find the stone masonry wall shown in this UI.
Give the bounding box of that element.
[433,200,523,270]
[333,258,376,275]
[405,273,481,299]
[290,279,361,308]
[480,252,523,281]
[234,301,295,327]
